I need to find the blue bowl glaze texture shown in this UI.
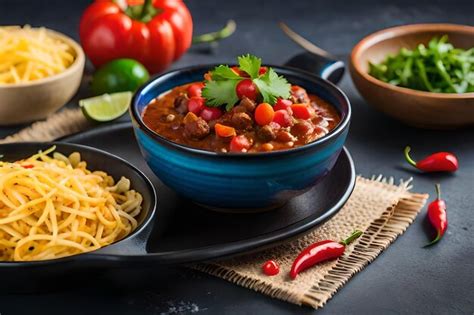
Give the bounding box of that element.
[131,65,351,211]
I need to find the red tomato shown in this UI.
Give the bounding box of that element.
[262,260,279,276]
[188,97,205,115]
[254,103,275,126]
[187,82,205,98]
[79,0,193,74]
[230,135,251,152]
[259,67,267,75]
[273,110,293,127]
[236,79,258,100]
[274,98,293,113]
[200,106,223,121]
[291,104,313,120]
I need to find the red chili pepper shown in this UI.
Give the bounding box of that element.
[262,260,280,276]
[290,230,362,279]
[425,184,448,247]
[404,146,458,173]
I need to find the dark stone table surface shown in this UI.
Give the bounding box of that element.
[0,0,473,314]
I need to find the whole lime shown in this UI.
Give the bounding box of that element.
[91,59,150,95]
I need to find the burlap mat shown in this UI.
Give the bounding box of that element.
[193,177,428,309]
[0,108,90,144]
[1,110,429,309]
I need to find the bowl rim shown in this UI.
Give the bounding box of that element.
[0,27,85,89]
[131,64,351,158]
[0,141,157,266]
[350,23,474,99]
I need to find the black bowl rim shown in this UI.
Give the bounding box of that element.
[131,64,351,158]
[0,142,157,267]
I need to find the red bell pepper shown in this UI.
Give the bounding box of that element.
[79,0,193,74]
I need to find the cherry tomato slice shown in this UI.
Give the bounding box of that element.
[230,135,251,152]
[200,106,223,121]
[236,79,258,100]
[274,98,293,113]
[291,104,313,120]
[187,97,205,115]
[215,123,236,137]
[273,109,293,127]
[187,82,205,98]
[262,260,279,276]
[254,103,275,126]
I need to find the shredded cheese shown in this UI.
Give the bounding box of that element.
[0,147,143,261]
[0,26,75,84]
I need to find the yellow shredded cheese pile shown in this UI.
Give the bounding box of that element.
[0,25,75,84]
[0,147,143,261]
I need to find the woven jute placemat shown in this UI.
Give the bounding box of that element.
[194,177,428,309]
[0,108,90,144]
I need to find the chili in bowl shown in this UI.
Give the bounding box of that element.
[131,55,351,212]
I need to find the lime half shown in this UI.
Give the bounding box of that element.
[79,92,132,122]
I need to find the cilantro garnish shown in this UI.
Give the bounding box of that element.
[238,54,261,79]
[202,54,291,110]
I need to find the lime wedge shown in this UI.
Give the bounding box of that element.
[79,92,132,122]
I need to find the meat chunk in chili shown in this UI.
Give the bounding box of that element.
[183,113,210,139]
[231,112,253,130]
[257,125,277,142]
[174,94,189,114]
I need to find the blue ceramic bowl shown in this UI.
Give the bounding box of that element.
[131,65,351,212]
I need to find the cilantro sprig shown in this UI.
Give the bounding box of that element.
[202,54,290,110]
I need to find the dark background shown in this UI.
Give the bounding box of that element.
[0,0,473,314]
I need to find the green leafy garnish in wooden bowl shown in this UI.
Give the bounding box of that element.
[369,35,474,93]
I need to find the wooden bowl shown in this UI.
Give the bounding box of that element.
[350,24,474,129]
[0,29,85,125]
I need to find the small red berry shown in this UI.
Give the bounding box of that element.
[262,260,280,276]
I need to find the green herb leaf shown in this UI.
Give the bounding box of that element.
[202,79,240,110]
[210,65,242,81]
[238,54,261,79]
[254,68,291,104]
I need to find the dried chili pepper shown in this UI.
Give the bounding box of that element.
[404,146,458,173]
[262,260,279,276]
[425,184,447,246]
[290,230,362,279]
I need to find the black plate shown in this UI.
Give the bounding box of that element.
[62,122,356,264]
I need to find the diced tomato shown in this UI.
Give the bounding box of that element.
[259,67,267,75]
[273,110,293,127]
[215,123,236,137]
[200,106,223,121]
[187,82,205,98]
[274,98,293,113]
[187,97,205,115]
[236,79,258,100]
[254,103,275,126]
[291,104,313,120]
[230,135,251,152]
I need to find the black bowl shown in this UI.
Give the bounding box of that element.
[0,142,157,270]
